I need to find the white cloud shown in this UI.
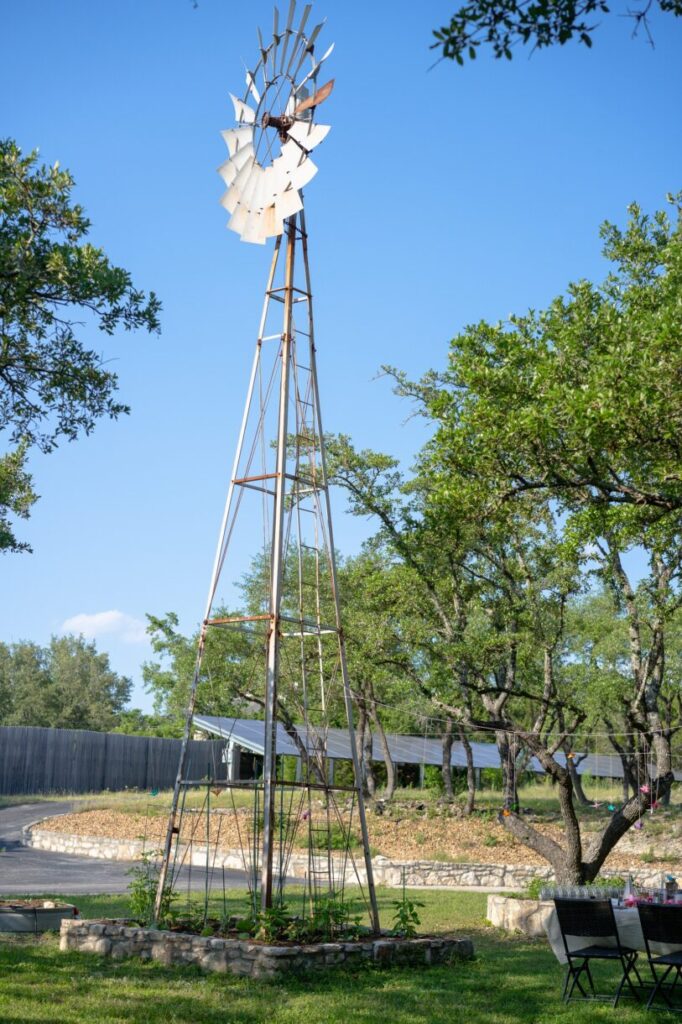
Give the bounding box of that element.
[60,610,147,645]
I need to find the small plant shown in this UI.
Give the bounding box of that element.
[126,851,176,926]
[640,847,657,864]
[483,834,499,848]
[254,902,291,943]
[310,892,362,941]
[391,869,424,938]
[523,877,546,901]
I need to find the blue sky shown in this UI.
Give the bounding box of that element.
[3,0,681,711]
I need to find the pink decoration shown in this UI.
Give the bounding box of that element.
[640,784,650,794]
[634,820,644,830]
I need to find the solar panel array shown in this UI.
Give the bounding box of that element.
[194,715,681,781]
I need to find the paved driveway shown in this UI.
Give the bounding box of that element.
[0,802,250,895]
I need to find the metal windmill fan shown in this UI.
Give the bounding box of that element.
[218,1,334,244]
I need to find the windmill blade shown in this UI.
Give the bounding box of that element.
[269,8,281,81]
[305,20,325,54]
[279,139,305,172]
[228,205,249,235]
[294,79,334,116]
[271,155,293,196]
[287,121,331,152]
[285,3,312,76]
[240,163,266,211]
[257,29,275,83]
[245,69,261,104]
[295,43,334,93]
[220,126,253,157]
[218,142,255,184]
[260,165,278,205]
[290,20,325,80]
[262,204,284,238]
[233,155,257,192]
[220,184,241,215]
[288,155,317,190]
[275,187,304,221]
[241,211,266,244]
[279,0,297,73]
[230,94,257,125]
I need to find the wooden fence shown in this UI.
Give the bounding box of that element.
[0,726,227,795]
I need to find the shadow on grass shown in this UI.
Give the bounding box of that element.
[3,927,681,1024]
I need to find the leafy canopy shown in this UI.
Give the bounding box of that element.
[395,196,682,547]
[0,139,161,453]
[0,140,160,552]
[432,0,682,64]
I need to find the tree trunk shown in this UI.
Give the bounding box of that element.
[458,724,476,815]
[370,703,395,800]
[496,730,519,811]
[355,702,370,800]
[441,717,454,802]
[362,716,376,799]
[567,753,590,806]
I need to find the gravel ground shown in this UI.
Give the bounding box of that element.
[35,805,681,872]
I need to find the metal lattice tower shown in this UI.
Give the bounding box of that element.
[154,213,380,931]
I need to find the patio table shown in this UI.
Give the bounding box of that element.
[545,904,682,965]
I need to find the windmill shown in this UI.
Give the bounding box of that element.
[154,1,380,933]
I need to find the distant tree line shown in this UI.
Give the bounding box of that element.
[0,635,132,731]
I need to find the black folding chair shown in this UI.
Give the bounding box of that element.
[637,903,682,1011]
[554,897,643,1006]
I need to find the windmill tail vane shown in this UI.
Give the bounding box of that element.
[154,3,380,936]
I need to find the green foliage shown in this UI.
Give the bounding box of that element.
[142,610,253,731]
[405,197,682,542]
[391,893,424,938]
[0,441,35,554]
[299,822,360,851]
[0,139,160,551]
[0,634,132,730]
[432,0,682,64]
[254,903,292,943]
[126,852,175,926]
[422,765,445,792]
[235,894,362,943]
[308,893,363,941]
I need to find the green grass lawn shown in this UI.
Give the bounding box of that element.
[1,889,680,1024]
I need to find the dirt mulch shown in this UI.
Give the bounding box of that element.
[35,807,679,872]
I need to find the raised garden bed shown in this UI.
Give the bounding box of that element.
[60,919,474,979]
[0,900,79,933]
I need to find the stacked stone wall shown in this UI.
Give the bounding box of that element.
[26,822,669,891]
[60,919,474,979]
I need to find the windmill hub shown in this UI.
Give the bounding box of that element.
[261,111,295,140]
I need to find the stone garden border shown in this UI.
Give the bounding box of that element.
[25,816,670,892]
[60,919,474,979]
[24,817,551,890]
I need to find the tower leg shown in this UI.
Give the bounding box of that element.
[260,215,297,911]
